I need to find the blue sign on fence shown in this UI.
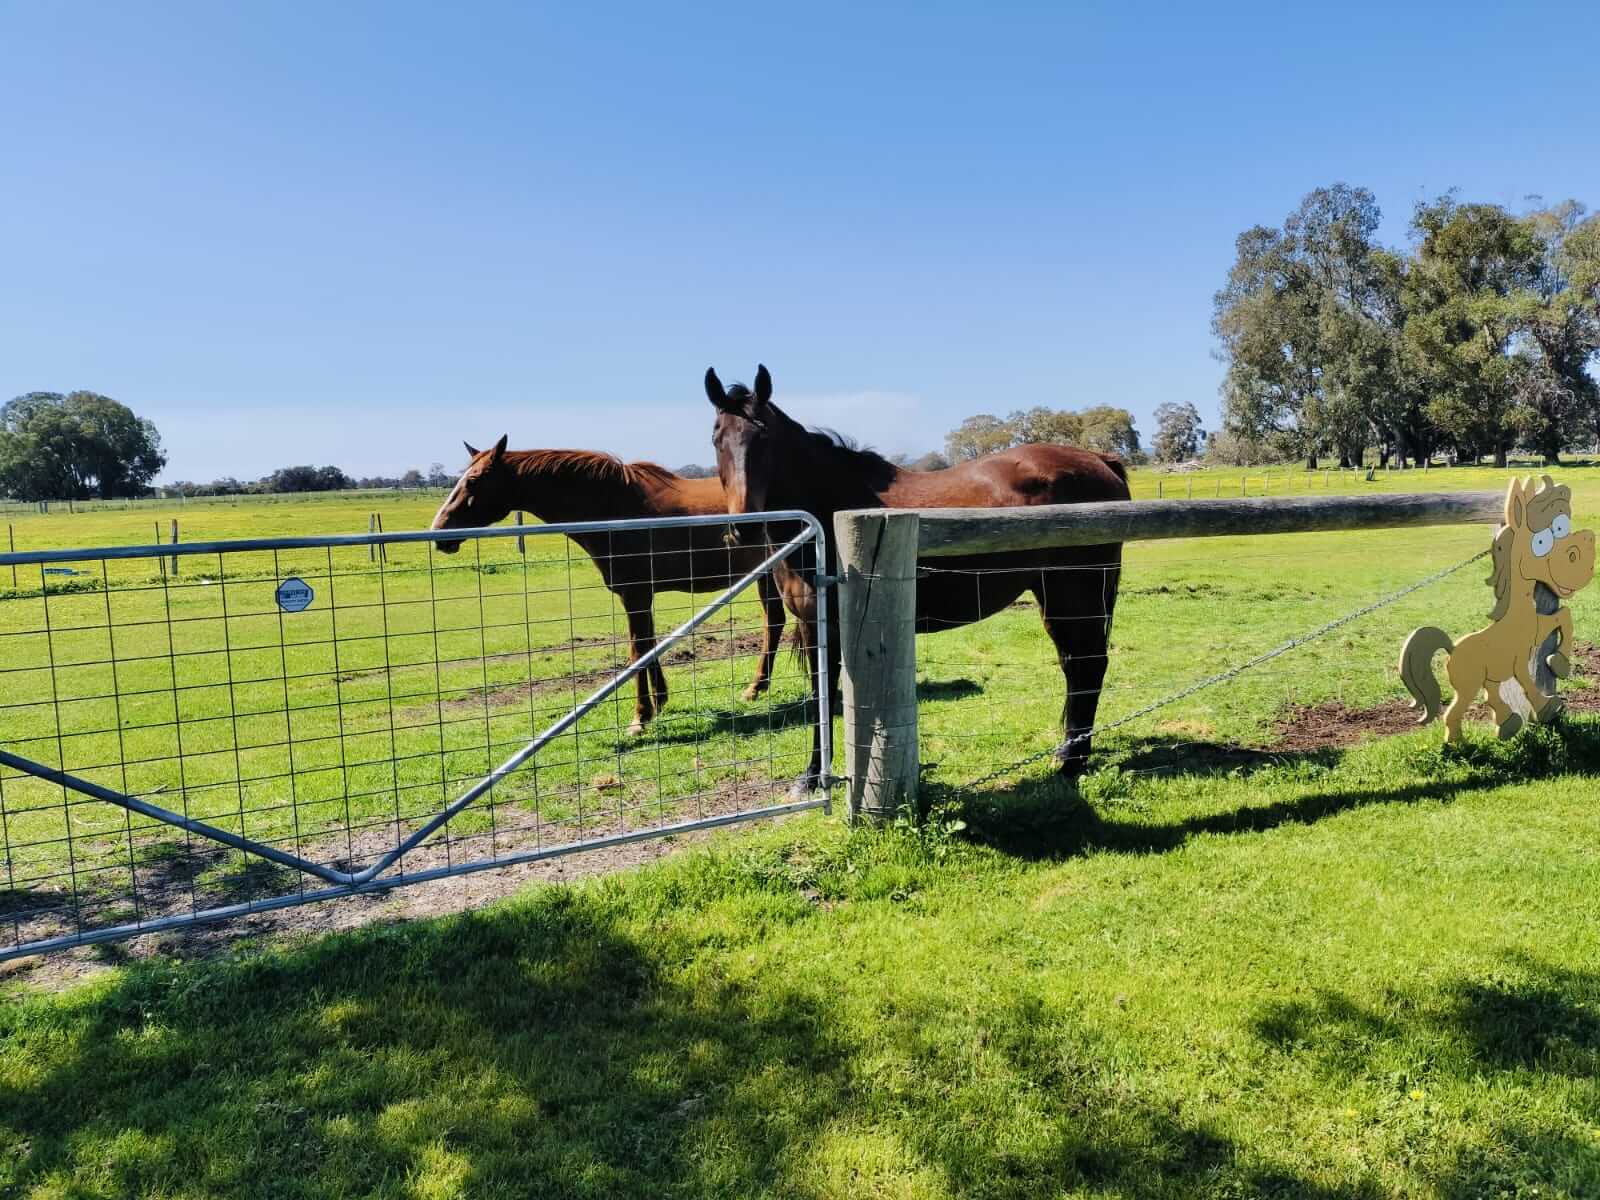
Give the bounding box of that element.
[275,577,314,613]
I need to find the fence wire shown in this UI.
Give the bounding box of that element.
[911,534,1504,793]
[0,515,826,960]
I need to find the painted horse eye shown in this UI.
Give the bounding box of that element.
[1531,528,1555,558]
[1552,514,1571,539]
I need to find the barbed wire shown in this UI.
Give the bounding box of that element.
[953,545,1493,792]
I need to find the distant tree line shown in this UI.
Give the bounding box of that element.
[162,463,459,498]
[1214,184,1600,468]
[944,404,1146,464]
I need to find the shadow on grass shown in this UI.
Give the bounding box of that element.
[1111,734,1337,777]
[937,719,1600,864]
[1250,953,1600,1195]
[3,886,1401,1199]
[917,677,984,702]
[619,695,818,749]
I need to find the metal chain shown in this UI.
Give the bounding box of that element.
[956,546,1492,792]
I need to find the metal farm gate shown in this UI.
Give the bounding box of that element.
[0,512,830,960]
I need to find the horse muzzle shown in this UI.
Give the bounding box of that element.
[1548,530,1596,598]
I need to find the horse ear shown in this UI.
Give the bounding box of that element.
[1504,478,1526,530]
[464,441,480,458]
[491,434,508,462]
[705,368,737,413]
[753,364,773,411]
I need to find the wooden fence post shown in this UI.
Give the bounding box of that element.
[170,519,179,576]
[7,524,14,589]
[835,510,920,822]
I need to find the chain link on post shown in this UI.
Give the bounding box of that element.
[957,547,1493,793]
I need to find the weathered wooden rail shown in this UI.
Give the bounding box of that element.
[836,490,1505,819]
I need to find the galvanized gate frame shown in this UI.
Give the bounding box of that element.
[0,510,832,959]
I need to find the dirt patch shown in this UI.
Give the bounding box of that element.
[4,773,802,993]
[664,629,767,665]
[1270,698,1437,751]
[1270,642,1600,751]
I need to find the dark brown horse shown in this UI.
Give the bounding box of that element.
[706,366,1129,791]
[430,436,788,734]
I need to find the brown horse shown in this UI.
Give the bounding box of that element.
[430,436,788,734]
[706,366,1129,792]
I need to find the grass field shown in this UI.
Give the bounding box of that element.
[4,463,1600,1197]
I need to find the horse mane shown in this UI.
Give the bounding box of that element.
[1487,526,1516,621]
[507,449,678,489]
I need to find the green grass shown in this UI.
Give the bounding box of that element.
[5,464,1600,1197]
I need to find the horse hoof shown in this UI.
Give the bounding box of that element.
[788,774,821,800]
[741,684,766,703]
[1548,652,1572,679]
[626,720,646,737]
[1056,755,1090,781]
[1535,697,1565,725]
[1497,713,1524,740]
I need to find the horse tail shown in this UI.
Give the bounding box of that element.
[1398,627,1453,725]
[787,620,810,669]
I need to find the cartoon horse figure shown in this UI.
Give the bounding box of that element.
[1399,475,1594,743]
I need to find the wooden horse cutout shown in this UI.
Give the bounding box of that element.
[1399,475,1594,742]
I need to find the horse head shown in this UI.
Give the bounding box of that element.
[1489,474,1596,618]
[430,434,513,554]
[706,364,778,544]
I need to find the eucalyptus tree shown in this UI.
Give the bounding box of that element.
[1214,185,1410,468]
[1404,197,1544,468]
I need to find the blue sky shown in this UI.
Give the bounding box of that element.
[4,1,1597,481]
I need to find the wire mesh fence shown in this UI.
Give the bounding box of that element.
[0,513,828,960]
[912,528,1508,794]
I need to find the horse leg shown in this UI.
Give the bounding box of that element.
[1440,658,1478,743]
[620,590,657,735]
[1483,681,1523,740]
[743,572,784,702]
[787,579,836,798]
[1035,549,1121,779]
[1513,657,1562,724]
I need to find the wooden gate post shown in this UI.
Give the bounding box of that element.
[835,510,920,822]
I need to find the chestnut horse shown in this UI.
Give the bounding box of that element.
[706,366,1129,792]
[430,436,787,734]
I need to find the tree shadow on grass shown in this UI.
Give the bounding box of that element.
[2,885,1401,1199]
[935,720,1600,864]
[1250,953,1600,1196]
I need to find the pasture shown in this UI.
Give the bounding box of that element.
[4,464,1600,1198]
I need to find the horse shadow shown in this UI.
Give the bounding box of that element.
[930,719,1600,864]
[624,677,984,752]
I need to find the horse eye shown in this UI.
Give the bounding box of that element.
[1531,529,1555,558]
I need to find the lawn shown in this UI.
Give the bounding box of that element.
[3,462,1600,1198]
